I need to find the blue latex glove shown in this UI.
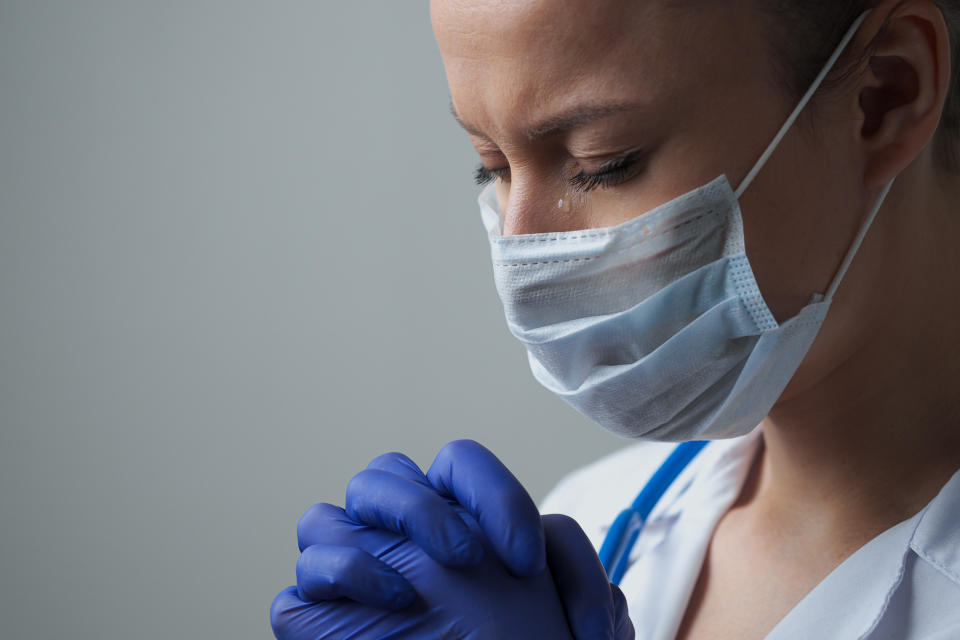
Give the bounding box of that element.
[270,440,634,640]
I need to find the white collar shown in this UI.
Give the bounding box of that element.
[649,426,960,639]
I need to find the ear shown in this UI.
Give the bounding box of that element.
[856,0,952,187]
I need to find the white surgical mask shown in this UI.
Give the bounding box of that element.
[478,10,893,441]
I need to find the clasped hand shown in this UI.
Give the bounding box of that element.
[271,440,634,639]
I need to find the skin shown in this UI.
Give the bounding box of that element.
[432,0,960,637]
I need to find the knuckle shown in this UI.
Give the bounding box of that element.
[344,469,420,534]
[296,545,356,597]
[367,451,408,468]
[431,440,487,484]
[297,502,342,551]
[404,490,438,520]
[328,545,365,577]
[269,586,301,638]
[436,438,483,464]
[294,547,316,585]
[297,502,337,531]
[544,512,582,534]
[344,468,377,505]
[367,452,428,483]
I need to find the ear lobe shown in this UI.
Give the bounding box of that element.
[856,4,952,187]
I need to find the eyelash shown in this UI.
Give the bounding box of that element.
[473,151,644,193]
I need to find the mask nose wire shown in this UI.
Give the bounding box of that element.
[733,9,871,200]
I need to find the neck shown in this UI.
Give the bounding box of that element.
[741,157,960,552]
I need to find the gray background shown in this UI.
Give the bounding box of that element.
[0,2,628,638]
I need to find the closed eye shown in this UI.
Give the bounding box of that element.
[473,149,646,191]
[569,150,647,193]
[474,164,510,186]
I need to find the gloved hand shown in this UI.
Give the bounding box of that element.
[270,440,634,640]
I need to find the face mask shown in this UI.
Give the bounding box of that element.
[478,9,894,441]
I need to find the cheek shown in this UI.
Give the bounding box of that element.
[494,181,510,214]
[493,172,612,235]
[737,130,863,323]
[495,179,658,235]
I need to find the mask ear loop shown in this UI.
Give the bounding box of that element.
[732,9,894,304]
[734,9,871,200]
[822,179,893,300]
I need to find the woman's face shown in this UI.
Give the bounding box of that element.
[431,0,869,326]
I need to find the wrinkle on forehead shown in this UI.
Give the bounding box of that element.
[432,0,771,148]
[433,1,700,134]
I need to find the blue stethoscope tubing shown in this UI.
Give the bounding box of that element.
[597,440,709,585]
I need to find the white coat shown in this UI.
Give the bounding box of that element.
[540,426,960,639]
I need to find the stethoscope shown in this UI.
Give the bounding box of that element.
[597,440,709,585]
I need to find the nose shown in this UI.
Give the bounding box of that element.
[499,183,587,235]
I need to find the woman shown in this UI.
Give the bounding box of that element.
[271,0,960,637]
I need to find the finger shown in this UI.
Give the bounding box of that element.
[297,502,388,552]
[298,502,482,576]
[366,451,431,486]
[271,585,399,640]
[345,468,484,569]
[543,513,615,640]
[270,586,308,640]
[426,439,545,577]
[611,584,635,640]
[296,543,416,609]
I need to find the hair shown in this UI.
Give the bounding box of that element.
[759,0,960,171]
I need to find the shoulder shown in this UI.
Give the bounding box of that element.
[539,440,679,550]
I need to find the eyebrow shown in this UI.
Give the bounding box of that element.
[449,100,644,142]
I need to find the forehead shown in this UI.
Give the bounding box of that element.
[431,0,771,138]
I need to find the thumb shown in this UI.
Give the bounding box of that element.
[543,513,615,640]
